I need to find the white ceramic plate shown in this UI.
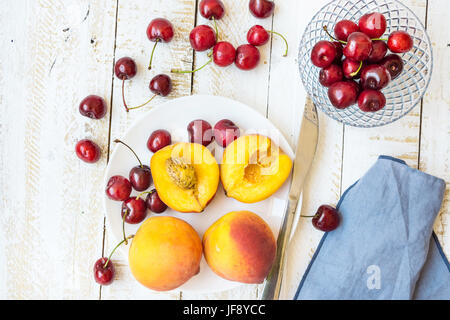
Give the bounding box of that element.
[104,95,294,293]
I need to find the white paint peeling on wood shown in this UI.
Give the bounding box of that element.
[0,0,117,299]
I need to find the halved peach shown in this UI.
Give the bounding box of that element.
[150,142,219,213]
[220,134,292,203]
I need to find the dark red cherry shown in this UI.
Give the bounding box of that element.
[150,74,172,97]
[75,139,101,163]
[247,25,270,46]
[343,32,372,61]
[342,58,363,79]
[358,12,387,38]
[189,25,217,51]
[94,257,115,285]
[114,57,137,80]
[358,89,386,112]
[147,129,171,153]
[388,31,413,53]
[360,64,391,90]
[106,175,132,201]
[311,41,337,68]
[328,81,358,109]
[146,18,174,70]
[114,139,152,191]
[380,54,404,80]
[249,0,275,18]
[187,119,214,146]
[214,119,240,147]
[312,205,340,232]
[146,190,167,213]
[79,95,107,119]
[121,197,147,224]
[129,165,152,191]
[334,20,359,41]
[319,64,343,87]
[147,18,174,43]
[200,0,225,20]
[235,44,260,70]
[367,40,388,63]
[213,41,236,67]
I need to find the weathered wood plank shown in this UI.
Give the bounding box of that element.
[181,0,274,300]
[419,0,449,257]
[265,0,345,299]
[102,0,197,300]
[0,0,117,299]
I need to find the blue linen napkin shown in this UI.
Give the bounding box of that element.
[294,155,449,300]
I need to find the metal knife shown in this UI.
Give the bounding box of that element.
[261,97,319,300]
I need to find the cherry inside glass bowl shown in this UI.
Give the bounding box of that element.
[298,0,432,128]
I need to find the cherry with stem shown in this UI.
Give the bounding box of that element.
[146,18,175,70]
[123,74,173,112]
[114,139,152,192]
[122,81,158,112]
[247,25,289,57]
[323,26,347,44]
[115,57,137,112]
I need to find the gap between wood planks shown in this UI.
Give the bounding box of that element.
[417,0,429,171]
[100,0,120,301]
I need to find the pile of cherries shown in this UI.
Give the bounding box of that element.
[172,0,287,73]
[310,12,412,112]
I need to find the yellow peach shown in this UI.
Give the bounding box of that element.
[203,211,277,284]
[221,134,292,203]
[150,142,219,212]
[128,216,202,291]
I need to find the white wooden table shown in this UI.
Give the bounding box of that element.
[0,0,448,300]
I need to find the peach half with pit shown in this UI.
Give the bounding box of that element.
[220,134,292,203]
[150,142,220,213]
[203,210,277,284]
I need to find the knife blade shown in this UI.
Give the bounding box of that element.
[261,97,319,300]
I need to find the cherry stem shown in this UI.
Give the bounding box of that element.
[148,39,159,70]
[212,17,219,40]
[136,190,152,200]
[127,94,157,111]
[300,215,315,218]
[114,139,143,167]
[122,79,129,112]
[267,30,289,57]
[103,234,134,269]
[323,26,347,44]
[171,57,213,74]
[122,209,128,244]
[350,60,363,77]
[372,38,388,41]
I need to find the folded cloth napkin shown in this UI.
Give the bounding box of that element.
[294,156,449,300]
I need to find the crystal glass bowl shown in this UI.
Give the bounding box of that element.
[298,0,433,127]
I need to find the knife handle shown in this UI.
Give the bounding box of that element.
[261,198,299,300]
